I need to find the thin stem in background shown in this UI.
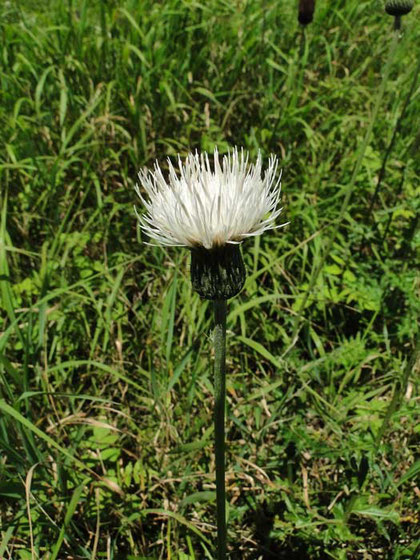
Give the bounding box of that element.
[213,299,227,560]
[374,332,419,452]
[360,50,420,256]
[284,30,401,356]
[269,23,309,149]
[378,168,405,249]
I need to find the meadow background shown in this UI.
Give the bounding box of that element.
[0,0,419,558]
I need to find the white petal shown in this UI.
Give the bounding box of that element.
[134,147,285,248]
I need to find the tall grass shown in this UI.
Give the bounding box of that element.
[0,1,419,558]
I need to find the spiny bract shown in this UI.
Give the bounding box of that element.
[385,0,414,16]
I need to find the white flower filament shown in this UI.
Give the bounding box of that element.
[135,147,286,249]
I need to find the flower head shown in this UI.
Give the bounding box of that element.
[385,0,413,16]
[135,147,285,250]
[298,0,316,25]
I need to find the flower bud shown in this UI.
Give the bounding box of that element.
[298,0,316,25]
[190,244,246,300]
[385,0,414,16]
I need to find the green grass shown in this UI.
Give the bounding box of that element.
[1,0,419,558]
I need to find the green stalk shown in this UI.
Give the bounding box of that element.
[213,299,227,559]
[394,15,401,31]
[286,30,400,354]
[366,51,420,252]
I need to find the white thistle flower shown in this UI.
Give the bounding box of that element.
[135,147,285,250]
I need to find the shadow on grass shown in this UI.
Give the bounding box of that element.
[230,498,315,559]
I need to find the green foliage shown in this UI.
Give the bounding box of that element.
[1,0,419,558]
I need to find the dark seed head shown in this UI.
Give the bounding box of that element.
[385,0,414,16]
[190,244,246,300]
[298,0,316,25]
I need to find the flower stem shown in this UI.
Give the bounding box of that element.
[213,299,227,560]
